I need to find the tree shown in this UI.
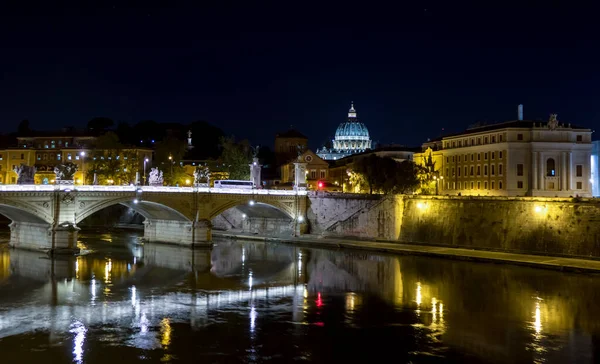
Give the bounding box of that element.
[87,117,115,132]
[85,132,141,185]
[154,136,188,185]
[219,136,251,180]
[351,155,420,194]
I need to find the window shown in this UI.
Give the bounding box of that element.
[576,135,583,142]
[0,154,3,160]
[517,134,523,141]
[37,154,41,160]
[499,151,503,159]
[459,141,462,147]
[471,154,474,162]
[576,165,583,177]
[477,137,481,145]
[477,166,481,176]
[464,166,467,176]
[444,168,448,177]
[452,167,455,176]
[517,164,524,176]
[446,157,449,163]
[11,164,16,170]
[517,181,523,189]
[491,136,496,143]
[477,153,481,161]
[491,181,495,189]
[471,138,475,146]
[471,182,474,189]
[67,153,72,160]
[546,158,556,176]
[484,152,488,160]
[470,166,474,176]
[320,170,326,179]
[20,153,24,159]
[499,135,503,142]
[310,170,316,179]
[458,156,461,162]
[499,164,503,175]
[499,181,503,189]
[484,137,488,144]
[458,168,461,177]
[452,156,455,162]
[577,181,583,189]
[452,142,456,148]
[484,181,488,189]
[43,154,47,160]
[491,152,495,160]
[484,165,488,176]
[458,182,462,189]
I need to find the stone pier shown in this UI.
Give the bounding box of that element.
[143,219,212,247]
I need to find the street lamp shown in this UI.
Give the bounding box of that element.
[168,155,174,185]
[143,158,149,185]
[80,151,86,185]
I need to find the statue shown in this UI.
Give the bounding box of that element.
[548,113,559,130]
[251,145,260,158]
[193,164,211,185]
[148,167,164,186]
[54,162,78,183]
[296,144,306,157]
[13,164,36,184]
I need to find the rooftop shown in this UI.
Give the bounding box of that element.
[275,129,307,139]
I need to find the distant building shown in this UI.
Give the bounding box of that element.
[274,129,308,167]
[317,102,372,160]
[413,108,593,197]
[0,129,152,185]
[280,149,329,190]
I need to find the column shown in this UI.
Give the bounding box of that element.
[249,157,262,188]
[568,152,573,191]
[531,151,538,191]
[294,162,307,190]
[561,152,567,191]
[586,152,592,194]
[538,152,544,191]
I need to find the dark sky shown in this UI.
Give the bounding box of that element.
[1,1,599,149]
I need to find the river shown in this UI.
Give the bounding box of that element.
[0,230,599,363]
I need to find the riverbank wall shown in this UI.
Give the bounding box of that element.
[306,194,600,259]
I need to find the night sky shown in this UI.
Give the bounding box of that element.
[1,2,599,149]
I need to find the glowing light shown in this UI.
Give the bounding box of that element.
[75,257,80,279]
[534,299,542,335]
[104,259,112,283]
[298,215,304,222]
[69,321,87,364]
[416,282,422,307]
[316,292,323,307]
[160,318,172,347]
[90,278,97,303]
[80,151,86,157]
[185,179,190,185]
[133,199,139,204]
[131,285,136,306]
[248,271,253,290]
[250,305,257,332]
[534,205,546,213]
[145,158,149,162]
[249,200,255,206]
[242,213,246,219]
[318,181,323,188]
[417,202,427,210]
[242,247,246,262]
[303,287,308,298]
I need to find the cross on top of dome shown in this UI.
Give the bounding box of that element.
[348,102,357,118]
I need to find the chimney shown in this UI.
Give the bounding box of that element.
[518,104,523,121]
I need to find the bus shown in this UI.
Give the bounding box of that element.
[213,180,255,189]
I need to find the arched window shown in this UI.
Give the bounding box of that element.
[547,158,556,176]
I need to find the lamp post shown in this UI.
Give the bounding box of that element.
[80,151,86,185]
[143,158,149,185]
[168,155,174,185]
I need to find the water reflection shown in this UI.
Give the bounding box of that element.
[0,235,599,362]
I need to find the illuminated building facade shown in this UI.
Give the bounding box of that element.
[414,110,593,197]
[317,102,372,161]
[0,131,152,185]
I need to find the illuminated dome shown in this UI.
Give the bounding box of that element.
[332,102,372,152]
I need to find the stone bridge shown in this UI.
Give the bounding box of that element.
[0,185,308,252]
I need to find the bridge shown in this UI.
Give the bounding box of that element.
[0,185,308,252]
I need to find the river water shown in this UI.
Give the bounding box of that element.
[0,231,599,363]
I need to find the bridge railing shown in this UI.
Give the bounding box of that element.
[0,184,308,196]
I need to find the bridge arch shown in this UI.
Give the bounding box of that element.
[209,198,296,220]
[76,196,191,224]
[0,203,50,225]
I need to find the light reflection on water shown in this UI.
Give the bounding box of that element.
[0,231,598,363]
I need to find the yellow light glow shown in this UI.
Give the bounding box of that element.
[185,179,190,184]
[416,282,422,307]
[417,202,427,210]
[160,318,172,347]
[534,300,542,335]
[104,259,112,283]
[303,287,308,298]
[534,205,546,213]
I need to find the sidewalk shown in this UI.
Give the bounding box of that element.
[213,232,600,274]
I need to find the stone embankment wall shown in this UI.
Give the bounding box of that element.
[308,193,600,258]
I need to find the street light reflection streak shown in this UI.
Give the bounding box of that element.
[69,321,87,364]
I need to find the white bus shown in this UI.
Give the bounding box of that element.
[213,180,255,189]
